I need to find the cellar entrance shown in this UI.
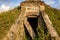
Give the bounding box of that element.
[27,17,38,35]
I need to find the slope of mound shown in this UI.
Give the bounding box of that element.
[0,7,20,40]
[0,5,60,40]
[45,5,60,36]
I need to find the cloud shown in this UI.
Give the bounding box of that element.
[46,1,55,5]
[0,4,11,12]
[0,0,22,12]
[53,0,60,9]
[42,0,55,5]
[59,0,60,2]
[0,0,20,12]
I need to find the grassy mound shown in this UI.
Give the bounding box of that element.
[0,5,60,40]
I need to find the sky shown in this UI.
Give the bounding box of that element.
[0,0,60,12]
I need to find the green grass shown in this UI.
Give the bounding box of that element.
[45,6,60,36]
[0,8,20,40]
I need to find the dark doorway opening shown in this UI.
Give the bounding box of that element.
[24,17,38,40]
[27,17,38,35]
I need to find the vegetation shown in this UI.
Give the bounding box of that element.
[0,7,20,40]
[0,5,60,40]
[45,5,60,36]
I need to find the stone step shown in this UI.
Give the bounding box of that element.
[24,18,36,39]
[41,11,60,40]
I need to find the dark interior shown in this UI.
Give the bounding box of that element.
[24,17,38,40]
[27,17,38,35]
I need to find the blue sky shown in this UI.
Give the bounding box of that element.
[42,0,60,9]
[0,0,60,12]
